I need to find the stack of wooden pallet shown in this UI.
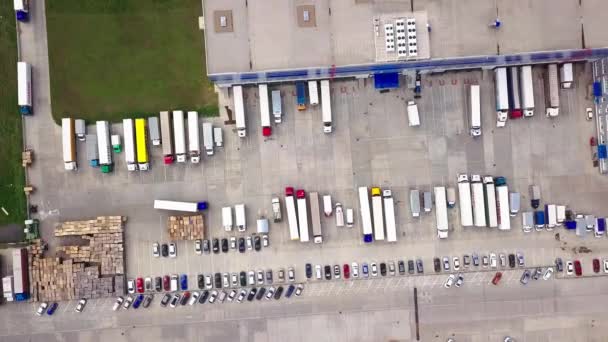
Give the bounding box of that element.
[55,216,125,236]
[167,215,204,240]
[22,149,32,167]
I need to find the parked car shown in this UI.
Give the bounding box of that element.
[408,260,415,274]
[136,278,144,293]
[288,267,296,282]
[453,257,461,270]
[278,269,285,282]
[214,273,222,288]
[492,272,503,285]
[352,262,359,278]
[36,302,48,316]
[223,273,231,288]
[256,287,266,300]
[566,261,574,275]
[256,270,264,285]
[238,238,246,253]
[265,287,276,300]
[212,238,220,254]
[262,234,269,247]
[543,267,554,280]
[305,263,313,279]
[237,290,247,303]
[168,242,177,258]
[161,243,169,257]
[194,239,202,254]
[520,270,531,285]
[388,261,396,276]
[203,239,210,254]
[46,302,58,315]
[362,263,369,277]
[132,294,144,309]
[254,235,261,251]
[144,277,152,291]
[416,259,424,274]
[247,288,257,301]
[155,276,162,292]
[160,293,171,307]
[189,292,200,305]
[230,237,237,249]
[462,254,470,267]
[603,259,608,273]
[555,258,564,273]
[208,290,218,304]
[179,292,190,306]
[334,265,341,279]
[490,253,497,268]
[472,253,480,266]
[163,275,170,291]
[285,284,296,298]
[444,274,456,288]
[199,290,210,304]
[508,254,516,268]
[442,257,450,271]
[231,273,239,287]
[295,284,304,296]
[532,267,542,280]
[113,297,124,311]
[240,272,247,287]
[274,286,284,300]
[343,264,350,279]
[371,262,378,277]
[315,265,322,279]
[433,258,441,273]
[266,270,273,284]
[248,271,255,285]
[454,274,464,287]
[221,238,229,253]
[75,299,87,313]
[227,290,237,302]
[152,242,160,257]
[169,294,180,307]
[142,295,153,308]
[380,262,387,276]
[574,260,582,276]
[246,236,253,250]
[593,258,600,273]
[324,265,332,280]
[398,260,406,275]
[218,291,227,303]
[180,274,188,290]
[516,252,525,267]
[127,279,135,294]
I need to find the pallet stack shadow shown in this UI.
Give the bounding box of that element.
[167,215,204,240]
[29,216,126,302]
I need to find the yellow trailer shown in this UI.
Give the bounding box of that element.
[135,118,149,170]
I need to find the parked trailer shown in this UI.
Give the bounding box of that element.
[494,67,509,127]
[160,111,174,164]
[509,192,520,216]
[3,276,14,302]
[17,62,32,115]
[371,187,385,241]
[471,175,486,227]
[187,111,201,163]
[522,211,534,232]
[296,81,307,110]
[96,121,113,173]
[213,127,223,147]
[556,205,566,223]
[202,122,213,157]
[308,80,319,106]
[235,204,246,232]
[148,116,161,146]
[508,66,523,119]
[61,118,77,171]
[434,187,449,239]
[86,134,99,167]
[520,65,535,117]
[410,189,421,217]
[545,204,557,229]
[12,248,29,301]
[259,84,272,137]
[222,207,233,232]
[172,111,187,162]
[75,119,86,141]
[496,185,511,230]
[135,118,149,170]
[546,64,560,117]
[407,100,420,127]
[310,192,323,243]
[272,197,282,222]
[457,174,473,227]
[296,189,310,242]
[530,185,540,209]
[285,187,300,240]
[560,63,573,89]
[383,190,397,242]
[447,187,456,208]
[323,195,332,217]
[321,80,333,133]
[271,90,282,123]
[469,85,481,136]
[154,200,207,213]
[233,85,246,137]
[483,176,498,228]
[123,119,138,171]
[14,0,29,22]
[358,187,373,243]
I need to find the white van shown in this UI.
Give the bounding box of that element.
[410,190,420,217]
[509,192,520,217]
[522,211,533,233]
[346,208,354,227]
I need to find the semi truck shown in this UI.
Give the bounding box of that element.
[383,190,397,242]
[271,197,282,222]
[111,134,121,153]
[560,63,573,89]
[410,189,421,217]
[321,80,333,133]
[172,111,187,162]
[235,204,246,232]
[546,64,560,117]
[222,207,233,231]
[14,0,29,22]
[447,187,456,208]
[308,80,319,106]
[469,85,481,136]
[148,116,161,146]
[496,183,511,230]
[494,67,509,127]
[12,248,29,301]
[17,62,32,115]
[86,134,99,167]
[530,185,541,208]
[187,111,200,162]
[310,192,323,243]
[75,119,86,141]
[323,195,332,216]
[160,111,174,164]
[534,210,546,230]
[233,85,246,137]
[259,84,272,137]
[154,200,207,213]
[407,100,420,127]
[296,81,307,110]
[123,119,138,171]
[96,121,113,173]
[358,187,373,243]
[519,65,535,117]
[61,118,77,171]
[434,187,449,239]
[371,187,385,241]
[457,174,473,227]
[471,175,486,227]
[507,66,523,119]
[483,176,498,228]
[271,90,282,123]
[296,189,310,242]
[285,187,300,240]
[202,122,213,157]
[135,118,149,170]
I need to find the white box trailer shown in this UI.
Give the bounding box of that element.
[457,174,473,227]
[483,176,498,228]
[235,204,246,232]
[96,121,113,173]
[371,188,385,241]
[172,111,187,162]
[310,192,323,243]
[154,200,205,213]
[213,127,223,147]
[358,187,373,243]
[494,67,509,127]
[296,190,310,242]
[546,64,560,117]
[271,90,282,123]
[509,192,520,216]
[259,84,272,136]
[546,204,557,229]
[496,185,511,230]
[233,85,246,137]
[123,119,137,171]
[508,66,522,117]
[434,187,449,239]
[383,190,397,242]
[17,62,32,115]
[285,189,300,240]
[202,122,213,156]
[61,118,77,171]
[148,116,161,146]
[320,80,332,133]
[560,63,573,89]
[410,189,420,217]
[520,65,535,117]
[222,207,233,231]
[556,205,566,223]
[187,111,200,163]
[469,85,481,136]
[308,80,319,106]
[407,100,420,127]
[323,195,332,217]
[160,111,174,164]
[75,119,86,141]
[471,175,486,227]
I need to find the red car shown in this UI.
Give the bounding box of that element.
[593,258,600,273]
[574,260,583,276]
[491,272,503,285]
[136,277,144,293]
[163,275,170,291]
[343,264,350,279]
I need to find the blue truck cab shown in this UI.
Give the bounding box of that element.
[296,81,306,111]
[14,0,29,22]
[534,211,545,231]
[494,176,507,186]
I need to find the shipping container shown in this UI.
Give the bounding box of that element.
[135,118,149,170]
[296,190,310,242]
[296,82,307,110]
[308,80,319,106]
[371,187,385,241]
[496,185,511,230]
[410,189,420,217]
[12,248,29,301]
[271,90,282,123]
[154,200,207,213]
[222,207,233,232]
[85,134,99,167]
[494,67,509,127]
[203,122,213,157]
[235,204,246,232]
[483,176,498,228]
[507,66,522,118]
[469,85,481,136]
[471,175,486,227]
[546,64,560,117]
[259,84,271,136]
[560,63,573,89]
[285,187,300,240]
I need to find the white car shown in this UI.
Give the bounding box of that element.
[227,290,237,302]
[75,299,87,312]
[127,279,135,294]
[36,302,48,316]
[288,267,295,282]
[443,257,450,271]
[248,271,255,285]
[170,275,178,291]
[231,273,238,287]
[543,267,554,280]
[265,287,276,300]
[189,291,200,305]
[315,265,322,279]
[112,297,124,311]
[230,237,237,249]
[499,254,506,267]
[371,262,378,277]
[237,290,247,303]
[168,242,177,258]
[453,257,460,271]
[566,261,574,275]
[444,274,456,288]
[208,290,218,304]
[194,240,202,255]
[246,236,253,250]
[604,259,608,273]
[586,107,594,120]
[490,253,497,268]
[222,273,230,288]
[352,262,359,278]
[152,242,160,257]
[262,234,269,247]
[295,284,304,296]
[204,274,212,289]
[218,291,227,303]
[123,296,134,309]
[257,270,265,285]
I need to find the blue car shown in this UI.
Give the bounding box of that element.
[362,263,369,277]
[180,274,188,290]
[132,294,144,309]
[46,302,58,316]
[285,285,295,298]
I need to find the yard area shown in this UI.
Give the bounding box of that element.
[46,0,217,123]
[0,1,26,225]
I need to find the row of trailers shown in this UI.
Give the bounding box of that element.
[231,79,333,138]
[456,174,513,231]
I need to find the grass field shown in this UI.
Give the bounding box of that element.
[0,1,27,225]
[46,0,218,123]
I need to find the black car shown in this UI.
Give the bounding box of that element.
[416,259,424,274]
[179,292,190,306]
[324,265,332,280]
[398,260,406,275]
[380,263,387,276]
[408,260,415,274]
[305,263,312,279]
[197,274,205,289]
[142,295,153,308]
[161,244,169,257]
[214,273,222,288]
[221,238,229,253]
[433,258,441,273]
[285,284,295,298]
[274,286,284,300]
[238,238,246,253]
[247,288,257,301]
[212,238,220,254]
[240,272,247,287]
[202,239,210,254]
[160,293,172,307]
[256,287,266,300]
[155,277,162,292]
[169,295,179,307]
[508,254,516,268]
[266,270,273,284]
[199,290,209,304]
[254,235,261,251]
[555,257,564,272]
